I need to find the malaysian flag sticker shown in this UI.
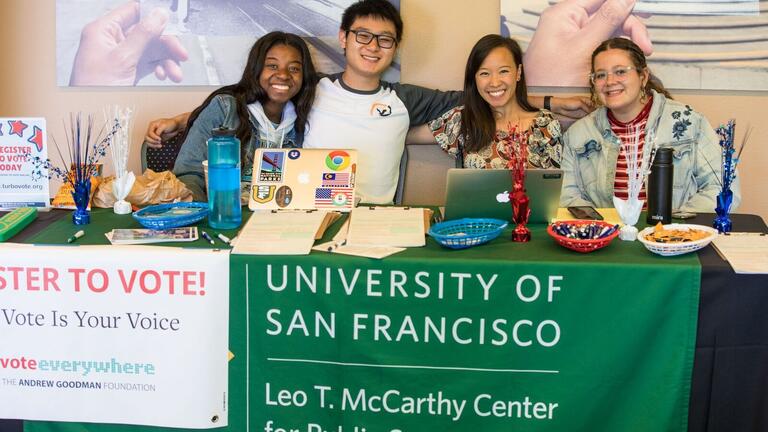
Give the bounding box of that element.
[322,172,351,187]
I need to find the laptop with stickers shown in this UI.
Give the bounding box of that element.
[443,168,563,223]
[248,148,358,211]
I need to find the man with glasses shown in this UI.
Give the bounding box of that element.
[302,0,465,204]
[305,0,589,204]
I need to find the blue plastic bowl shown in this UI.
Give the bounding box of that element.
[428,218,508,249]
[132,202,209,229]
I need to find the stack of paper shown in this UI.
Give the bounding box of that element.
[712,233,768,274]
[312,218,403,260]
[347,207,428,247]
[231,210,330,255]
[313,207,432,259]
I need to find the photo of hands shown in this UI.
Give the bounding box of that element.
[57,0,400,87]
[502,0,768,91]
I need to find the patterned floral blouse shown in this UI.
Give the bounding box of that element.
[428,106,563,169]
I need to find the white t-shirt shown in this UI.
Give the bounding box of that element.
[303,74,461,204]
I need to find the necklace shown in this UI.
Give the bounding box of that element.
[496,113,521,130]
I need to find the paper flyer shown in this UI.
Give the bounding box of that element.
[0,118,49,210]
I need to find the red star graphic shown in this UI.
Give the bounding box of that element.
[27,126,44,152]
[9,120,28,137]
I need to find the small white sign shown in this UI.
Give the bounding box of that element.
[0,118,49,210]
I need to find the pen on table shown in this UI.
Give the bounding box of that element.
[201,231,215,245]
[327,240,347,252]
[215,232,231,244]
[67,230,85,244]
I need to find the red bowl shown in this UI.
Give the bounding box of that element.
[547,220,619,253]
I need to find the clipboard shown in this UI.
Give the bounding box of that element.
[231,210,331,255]
[346,207,432,248]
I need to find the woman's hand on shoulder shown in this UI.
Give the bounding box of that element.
[406,124,437,145]
[549,96,594,120]
[144,112,191,148]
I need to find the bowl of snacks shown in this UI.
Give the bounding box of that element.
[637,223,718,256]
[547,220,620,253]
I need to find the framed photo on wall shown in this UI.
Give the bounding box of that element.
[501,0,767,90]
[57,0,401,87]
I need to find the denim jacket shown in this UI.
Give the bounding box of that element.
[173,94,301,201]
[560,90,740,213]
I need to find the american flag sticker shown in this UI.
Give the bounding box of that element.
[315,187,353,208]
[321,172,351,187]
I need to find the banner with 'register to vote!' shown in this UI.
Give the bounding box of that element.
[0,244,229,429]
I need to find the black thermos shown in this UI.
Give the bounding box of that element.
[646,147,673,224]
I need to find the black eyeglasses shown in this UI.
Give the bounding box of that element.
[347,29,397,49]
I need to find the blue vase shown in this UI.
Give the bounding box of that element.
[713,189,733,233]
[71,180,91,225]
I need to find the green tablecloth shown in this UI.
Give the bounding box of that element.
[25,209,239,248]
[24,209,701,432]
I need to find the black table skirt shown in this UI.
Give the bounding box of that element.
[690,214,768,432]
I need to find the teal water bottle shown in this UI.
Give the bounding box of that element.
[207,127,242,229]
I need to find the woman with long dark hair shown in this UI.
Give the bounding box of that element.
[170,31,318,201]
[408,34,562,169]
[560,37,739,212]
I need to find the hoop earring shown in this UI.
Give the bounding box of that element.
[590,89,603,108]
[589,85,603,108]
[639,91,648,104]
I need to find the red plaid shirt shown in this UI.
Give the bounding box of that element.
[608,97,653,202]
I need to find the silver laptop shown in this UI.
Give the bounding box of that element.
[248,148,358,212]
[443,168,563,223]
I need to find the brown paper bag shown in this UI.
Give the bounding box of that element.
[93,170,193,208]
